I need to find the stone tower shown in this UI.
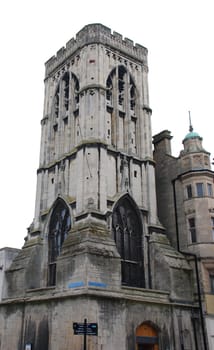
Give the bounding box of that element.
[30,23,158,290]
[0,25,205,350]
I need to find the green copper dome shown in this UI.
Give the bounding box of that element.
[182,117,205,153]
[183,112,201,141]
[184,130,200,140]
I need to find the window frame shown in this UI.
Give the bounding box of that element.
[210,274,214,294]
[106,65,137,153]
[211,217,214,241]
[196,182,204,197]
[48,200,71,286]
[186,184,193,199]
[188,217,197,243]
[112,195,145,288]
[207,183,213,197]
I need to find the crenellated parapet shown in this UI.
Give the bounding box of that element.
[45,23,148,77]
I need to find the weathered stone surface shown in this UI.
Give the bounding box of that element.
[0,24,206,350]
[153,128,214,349]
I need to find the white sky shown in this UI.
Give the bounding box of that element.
[0,0,213,248]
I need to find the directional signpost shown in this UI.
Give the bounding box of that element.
[73,318,98,350]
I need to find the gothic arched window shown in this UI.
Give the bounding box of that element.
[106,66,137,153]
[48,200,71,286]
[53,72,79,120]
[112,195,144,287]
[51,72,80,159]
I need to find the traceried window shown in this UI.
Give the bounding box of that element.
[48,200,71,286]
[188,217,197,243]
[106,65,137,153]
[186,184,193,199]
[112,195,144,287]
[50,72,80,160]
[196,182,204,197]
[53,72,79,120]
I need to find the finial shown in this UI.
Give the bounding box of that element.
[188,110,193,132]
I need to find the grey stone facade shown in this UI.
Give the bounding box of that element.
[0,248,20,301]
[0,24,206,350]
[153,127,214,350]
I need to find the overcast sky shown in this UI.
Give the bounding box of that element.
[0,0,213,248]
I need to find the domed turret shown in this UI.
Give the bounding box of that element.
[180,112,210,170]
[182,112,206,154]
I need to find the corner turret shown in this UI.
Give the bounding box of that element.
[180,112,210,170]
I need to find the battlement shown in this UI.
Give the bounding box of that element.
[45,23,148,77]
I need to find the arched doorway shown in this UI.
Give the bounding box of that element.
[136,322,159,350]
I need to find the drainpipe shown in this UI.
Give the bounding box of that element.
[172,178,208,350]
[146,234,152,289]
[21,299,26,350]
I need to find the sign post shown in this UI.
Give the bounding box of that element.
[73,318,98,350]
[83,318,87,350]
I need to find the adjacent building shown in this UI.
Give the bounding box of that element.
[0,248,20,301]
[0,24,209,350]
[153,123,214,350]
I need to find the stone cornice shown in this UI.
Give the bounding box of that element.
[0,285,197,309]
[179,169,214,180]
[37,141,155,174]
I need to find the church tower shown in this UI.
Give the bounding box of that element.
[29,23,158,290]
[1,25,205,350]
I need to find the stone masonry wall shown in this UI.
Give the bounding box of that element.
[0,291,200,350]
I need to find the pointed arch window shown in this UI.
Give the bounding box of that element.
[48,200,71,286]
[112,195,144,287]
[106,66,137,153]
[51,72,79,159]
[53,72,79,121]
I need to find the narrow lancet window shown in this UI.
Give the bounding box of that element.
[62,72,69,112]
[54,86,60,118]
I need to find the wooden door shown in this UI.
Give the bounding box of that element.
[136,323,159,350]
